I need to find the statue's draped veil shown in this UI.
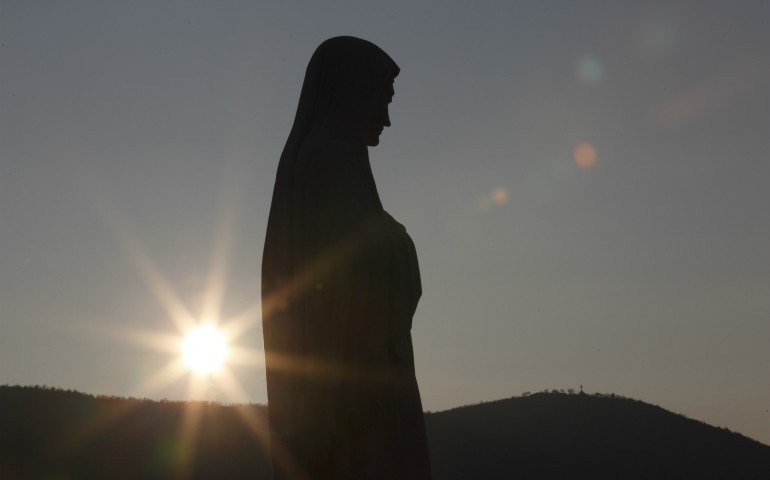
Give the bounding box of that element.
[262,36,430,479]
[263,37,399,288]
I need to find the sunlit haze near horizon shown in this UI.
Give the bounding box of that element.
[2,1,769,445]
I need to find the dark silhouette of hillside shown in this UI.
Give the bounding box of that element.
[427,391,770,479]
[1,386,768,479]
[0,386,272,479]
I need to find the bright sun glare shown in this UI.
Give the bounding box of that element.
[181,325,229,374]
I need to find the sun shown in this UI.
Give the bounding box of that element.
[181,324,229,374]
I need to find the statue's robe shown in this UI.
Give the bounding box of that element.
[261,37,432,480]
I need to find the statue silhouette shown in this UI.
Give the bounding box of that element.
[262,36,432,479]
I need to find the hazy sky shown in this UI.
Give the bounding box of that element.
[2,1,769,445]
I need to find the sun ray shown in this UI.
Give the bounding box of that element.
[211,365,250,403]
[174,377,208,479]
[117,231,197,334]
[208,365,305,477]
[91,198,197,334]
[108,327,183,354]
[104,218,197,333]
[137,358,189,398]
[219,303,262,343]
[260,221,377,328]
[200,183,240,325]
[226,344,265,368]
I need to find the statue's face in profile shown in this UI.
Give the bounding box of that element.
[366,81,395,147]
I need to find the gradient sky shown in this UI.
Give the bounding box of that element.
[2,1,769,445]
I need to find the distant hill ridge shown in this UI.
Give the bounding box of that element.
[1,385,768,479]
[426,391,770,479]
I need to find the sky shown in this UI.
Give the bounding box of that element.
[2,1,769,445]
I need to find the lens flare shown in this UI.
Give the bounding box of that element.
[475,186,509,212]
[491,187,509,205]
[576,54,604,86]
[572,143,597,169]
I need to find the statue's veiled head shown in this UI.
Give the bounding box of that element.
[293,36,399,147]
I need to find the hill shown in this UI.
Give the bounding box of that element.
[426,391,770,479]
[0,386,767,479]
[0,386,271,479]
